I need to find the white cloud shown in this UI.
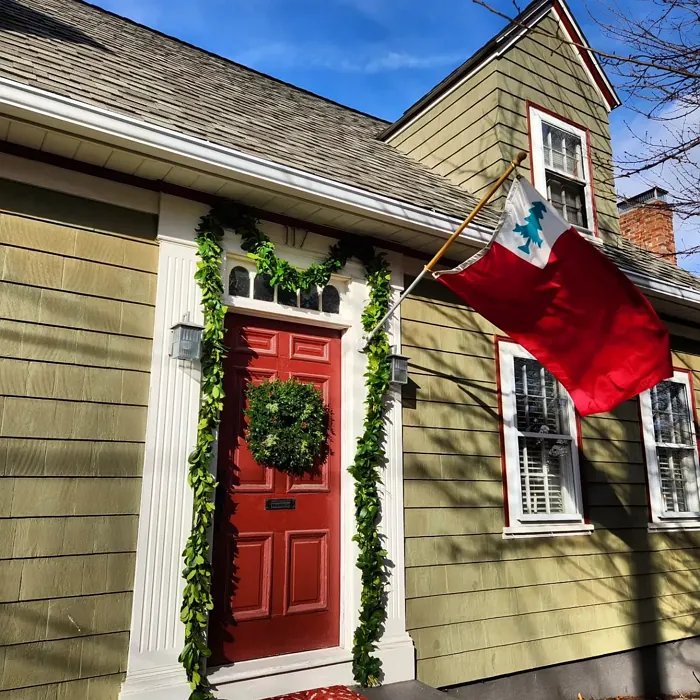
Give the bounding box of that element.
[233,42,461,74]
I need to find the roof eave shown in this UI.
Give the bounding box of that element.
[0,76,493,243]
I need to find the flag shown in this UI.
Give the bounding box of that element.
[434,177,672,416]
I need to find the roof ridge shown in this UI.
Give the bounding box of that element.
[73,0,391,126]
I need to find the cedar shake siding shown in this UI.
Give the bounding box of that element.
[386,12,620,242]
[0,180,157,697]
[402,278,700,689]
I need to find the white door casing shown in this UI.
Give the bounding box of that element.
[120,193,414,700]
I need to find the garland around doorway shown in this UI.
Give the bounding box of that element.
[180,201,394,699]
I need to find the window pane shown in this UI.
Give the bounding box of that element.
[253,273,274,302]
[546,173,587,228]
[229,266,250,297]
[321,285,340,314]
[652,381,693,445]
[542,123,583,179]
[519,436,572,514]
[278,287,298,307]
[300,287,320,310]
[656,447,693,512]
[514,357,569,435]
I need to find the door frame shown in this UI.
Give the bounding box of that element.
[121,195,415,700]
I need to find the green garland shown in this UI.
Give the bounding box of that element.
[179,212,226,700]
[180,201,392,697]
[349,250,392,687]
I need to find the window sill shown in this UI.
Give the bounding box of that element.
[648,521,700,533]
[503,523,594,539]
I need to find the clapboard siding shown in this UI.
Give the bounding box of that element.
[0,181,157,697]
[386,11,620,242]
[402,279,700,688]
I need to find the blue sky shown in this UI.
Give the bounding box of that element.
[92,0,699,271]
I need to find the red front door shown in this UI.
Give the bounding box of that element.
[210,314,341,665]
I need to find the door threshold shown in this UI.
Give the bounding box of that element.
[208,647,352,685]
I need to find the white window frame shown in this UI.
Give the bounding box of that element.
[640,370,700,532]
[499,341,593,538]
[529,105,596,236]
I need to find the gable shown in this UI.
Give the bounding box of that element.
[381,0,619,143]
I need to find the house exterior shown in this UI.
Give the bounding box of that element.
[0,1,699,699]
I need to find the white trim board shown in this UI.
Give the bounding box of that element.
[0,150,159,213]
[0,76,490,244]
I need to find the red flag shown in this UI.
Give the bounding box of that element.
[435,178,672,416]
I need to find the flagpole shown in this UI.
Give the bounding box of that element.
[362,150,528,348]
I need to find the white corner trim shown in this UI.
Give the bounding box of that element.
[0,150,159,214]
[0,77,489,243]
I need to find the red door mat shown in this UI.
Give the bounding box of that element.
[264,686,367,700]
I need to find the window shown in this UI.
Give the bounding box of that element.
[529,105,595,234]
[640,371,700,531]
[226,260,342,314]
[498,342,591,537]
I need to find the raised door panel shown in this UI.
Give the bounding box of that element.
[286,372,331,493]
[232,367,276,492]
[289,333,332,363]
[226,533,273,622]
[284,530,329,615]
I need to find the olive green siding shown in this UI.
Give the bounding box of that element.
[387,12,620,241]
[0,180,157,698]
[403,279,700,689]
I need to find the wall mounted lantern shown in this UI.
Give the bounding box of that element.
[170,315,204,361]
[388,346,410,386]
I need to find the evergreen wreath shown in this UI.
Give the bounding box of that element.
[244,378,329,475]
[181,200,393,699]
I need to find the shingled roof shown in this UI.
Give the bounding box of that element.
[0,0,502,229]
[0,0,697,292]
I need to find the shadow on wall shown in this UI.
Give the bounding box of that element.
[402,278,700,698]
[0,0,107,50]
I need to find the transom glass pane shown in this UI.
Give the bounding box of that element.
[321,285,340,314]
[253,273,274,302]
[278,287,298,307]
[300,287,320,311]
[229,266,250,298]
[542,123,583,180]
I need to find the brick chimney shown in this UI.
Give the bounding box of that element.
[617,187,676,264]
